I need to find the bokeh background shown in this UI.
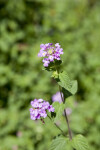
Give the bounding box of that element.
[0,0,100,150]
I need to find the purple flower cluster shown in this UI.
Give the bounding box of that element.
[29,99,55,120]
[52,91,63,103]
[38,43,63,67]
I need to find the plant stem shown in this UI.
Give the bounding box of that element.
[47,115,66,137]
[59,84,72,140]
[55,65,72,140]
[64,109,72,140]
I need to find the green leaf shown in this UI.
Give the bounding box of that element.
[49,136,72,150]
[57,71,78,99]
[71,134,90,150]
[52,102,65,122]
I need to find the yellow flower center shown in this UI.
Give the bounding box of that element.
[48,49,53,54]
[43,52,46,56]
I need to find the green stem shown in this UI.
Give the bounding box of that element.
[58,85,72,140]
[47,115,66,137]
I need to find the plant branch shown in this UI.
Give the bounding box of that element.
[64,109,72,140]
[58,81,72,140]
[54,64,72,140]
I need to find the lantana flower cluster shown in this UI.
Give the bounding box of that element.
[38,43,63,67]
[29,99,55,120]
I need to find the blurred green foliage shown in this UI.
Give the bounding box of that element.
[0,0,100,150]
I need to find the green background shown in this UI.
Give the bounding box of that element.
[0,0,100,150]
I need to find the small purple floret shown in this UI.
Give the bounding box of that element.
[29,99,55,121]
